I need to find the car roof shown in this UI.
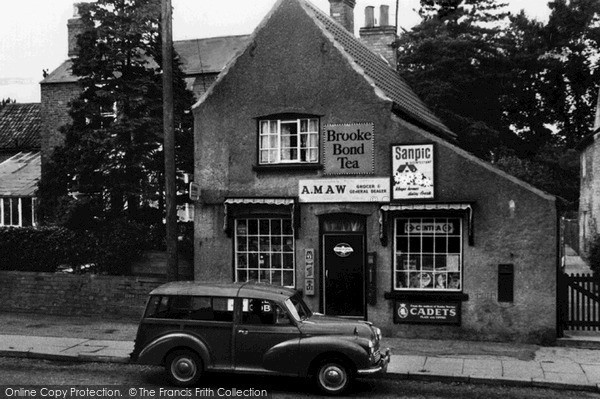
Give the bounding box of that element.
[149,281,297,301]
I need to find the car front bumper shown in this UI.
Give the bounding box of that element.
[357,348,391,375]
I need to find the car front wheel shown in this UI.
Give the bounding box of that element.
[166,350,202,387]
[314,359,353,395]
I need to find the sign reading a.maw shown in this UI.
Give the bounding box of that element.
[392,144,434,200]
[323,123,374,175]
[299,178,390,203]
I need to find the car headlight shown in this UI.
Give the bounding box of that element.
[374,327,382,342]
[367,340,375,355]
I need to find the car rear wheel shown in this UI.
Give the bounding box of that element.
[314,359,353,395]
[166,349,202,387]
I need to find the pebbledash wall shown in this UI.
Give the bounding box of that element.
[0,271,162,319]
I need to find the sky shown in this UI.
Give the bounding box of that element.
[0,0,552,103]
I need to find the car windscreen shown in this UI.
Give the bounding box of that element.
[285,294,312,321]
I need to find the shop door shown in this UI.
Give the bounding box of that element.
[323,234,365,317]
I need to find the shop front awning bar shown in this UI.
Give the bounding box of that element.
[379,202,475,246]
[223,197,299,237]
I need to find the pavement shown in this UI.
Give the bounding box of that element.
[1,312,600,393]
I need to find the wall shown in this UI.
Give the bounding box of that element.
[579,137,600,256]
[0,271,163,319]
[40,82,81,167]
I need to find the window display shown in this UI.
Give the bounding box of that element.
[394,217,462,291]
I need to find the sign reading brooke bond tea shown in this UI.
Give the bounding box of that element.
[323,123,374,175]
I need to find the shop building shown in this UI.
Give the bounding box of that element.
[193,0,559,342]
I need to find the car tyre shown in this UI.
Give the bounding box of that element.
[166,349,202,387]
[314,358,353,395]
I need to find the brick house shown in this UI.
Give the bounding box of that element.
[578,93,600,257]
[40,4,250,169]
[192,0,559,342]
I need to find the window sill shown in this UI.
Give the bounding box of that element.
[253,164,323,173]
[384,291,469,302]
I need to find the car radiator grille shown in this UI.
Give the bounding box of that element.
[373,349,381,363]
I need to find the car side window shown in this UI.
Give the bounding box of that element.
[242,299,292,326]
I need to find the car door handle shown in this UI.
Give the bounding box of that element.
[237,329,248,335]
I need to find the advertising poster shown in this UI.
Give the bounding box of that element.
[392,144,434,200]
[394,301,460,325]
[323,123,374,175]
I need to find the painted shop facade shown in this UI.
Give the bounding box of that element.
[193,0,559,342]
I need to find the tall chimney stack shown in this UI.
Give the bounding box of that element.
[359,5,398,67]
[329,0,356,33]
[67,3,85,58]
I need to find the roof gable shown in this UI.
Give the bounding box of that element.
[193,0,454,141]
[0,103,41,150]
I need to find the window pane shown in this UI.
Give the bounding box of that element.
[235,217,295,287]
[3,198,10,225]
[11,198,18,226]
[260,121,269,133]
[394,217,462,292]
[309,119,318,131]
[21,198,32,227]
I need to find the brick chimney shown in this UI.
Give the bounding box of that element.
[359,5,398,67]
[67,3,85,58]
[329,0,356,33]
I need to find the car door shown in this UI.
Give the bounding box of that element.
[234,298,301,373]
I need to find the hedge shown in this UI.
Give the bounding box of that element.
[0,220,150,275]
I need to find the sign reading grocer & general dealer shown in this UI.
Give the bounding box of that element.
[392,144,434,200]
[323,123,374,175]
[394,301,460,325]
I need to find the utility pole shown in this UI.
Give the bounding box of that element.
[162,0,178,281]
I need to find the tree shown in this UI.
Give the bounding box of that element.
[396,0,599,207]
[39,0,194,224]
[396,0,524,160]
[0,98,15,109]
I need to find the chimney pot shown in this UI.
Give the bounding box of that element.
[365,6,375,28]
[380,5,390,26]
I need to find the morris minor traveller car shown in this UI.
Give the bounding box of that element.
[131,282,390,395]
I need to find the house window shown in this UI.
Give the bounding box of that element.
[259,118,319,164]
[0,197,36,227]
[235,218,295,287]
[394,217,462,291]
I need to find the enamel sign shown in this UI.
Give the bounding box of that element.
[298,178,390,203]
[323,123,374,175]
[392,144,434,200]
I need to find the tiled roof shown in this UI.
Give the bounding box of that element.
[0,103,41,150]
[0,152,41,197]
[41,35,250,84]
[301,0,456,140]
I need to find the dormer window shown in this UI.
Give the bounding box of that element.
[259,117,319,164]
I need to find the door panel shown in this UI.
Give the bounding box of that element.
[234,298,301,371]
[323,234,365,317]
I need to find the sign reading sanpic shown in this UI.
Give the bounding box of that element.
[392,144,434,200]
[299,178,390,203]
[393,301,460,325]
[323,123,374,175]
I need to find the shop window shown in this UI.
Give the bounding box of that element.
[258,118,319,164]
[1,197,36,227]
[394,217,462,291]
[235,218,295,287]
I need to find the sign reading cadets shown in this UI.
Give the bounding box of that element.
[392,144,434,200]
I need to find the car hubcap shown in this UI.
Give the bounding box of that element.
[172,357,196,382]
[320,364,346,391]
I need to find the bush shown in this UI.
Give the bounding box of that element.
[0,220,153,275]
[589,235,600,276]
